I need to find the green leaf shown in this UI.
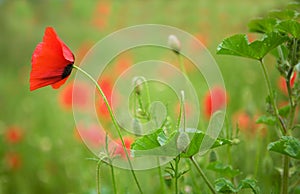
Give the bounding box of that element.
[248,18,277,33]
[180,129,231,158]
[131,128,178,157]
[279,105,291,118]
[157,131,168,146]
[207,161,241,178]
[131,128,163,150]
[269,9,299,20]
[215,178,237,193]
[217,32,288,60]
[255,115,276,126]
[268,136,300,159]
[276,20,300,38]
[238,178,260,194]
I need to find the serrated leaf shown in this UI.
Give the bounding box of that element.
[180,130,231,158]
[215,178,237,193]
[276,20,300,38]
[256,115,276,126]
[131,128,178,157]
[268,136,300,159]
[269,9,299,20]
[131,128,163,150]
[248,18,277,33]
[207,161,241,178]
[217,32,288,60]
[238,178,260,194]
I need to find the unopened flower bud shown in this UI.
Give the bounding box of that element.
[137,108,145,116]
[168,34,181,54]
[176,131,190,152]
[209,150,218,163]
[232,138,240,145]
[132,77,143,95]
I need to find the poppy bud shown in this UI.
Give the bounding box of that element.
[209,150,218,163]
[132,77,143,95]
[168,35,181,54]
[164,174,172,188]
[232,138,240,145]
[176,131,190,152]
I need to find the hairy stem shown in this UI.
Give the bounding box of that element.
[259,60,286,134]
[157,158,166,194]
[96,161,102,194]
[190,157,217,194]
[174,156,180,194]
[73,65,143,193]
[110,162,117,194]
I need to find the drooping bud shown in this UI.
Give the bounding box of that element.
[132,77,143,95]
[209,150,218,163]
[168,34,181,54]
[176,131,190,152]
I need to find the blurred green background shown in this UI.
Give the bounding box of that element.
[0,0,295,194]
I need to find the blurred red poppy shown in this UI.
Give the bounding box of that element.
[110,137,133,159]
[5,126,23,143]
[233,111,252,131]
[278,72,297,95]
[204,86,228,118]
[96,78,113,118]
[74,123,106,148]
[59,81,91,110]
[30,27,74,91]
[5,152,22,170]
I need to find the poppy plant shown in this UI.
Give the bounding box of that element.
[30,27,74,91]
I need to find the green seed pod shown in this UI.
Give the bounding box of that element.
[176,132,190,152]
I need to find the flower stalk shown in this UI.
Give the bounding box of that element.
[72,65,143,193]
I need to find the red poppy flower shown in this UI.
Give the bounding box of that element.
[30,27,74,91]
[204,86,228,118]
[5,126,23,144]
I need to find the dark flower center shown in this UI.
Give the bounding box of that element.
[62,64,73,79]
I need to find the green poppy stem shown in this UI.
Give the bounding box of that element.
[72,65,143,194]
[190,156,217,194]
[96,161,101,194]
[259,60,286,135]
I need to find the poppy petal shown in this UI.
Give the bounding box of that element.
[30,27,74,91]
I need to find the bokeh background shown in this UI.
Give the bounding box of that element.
[0,0,296,193]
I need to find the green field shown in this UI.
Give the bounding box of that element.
[1,0,299,194]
